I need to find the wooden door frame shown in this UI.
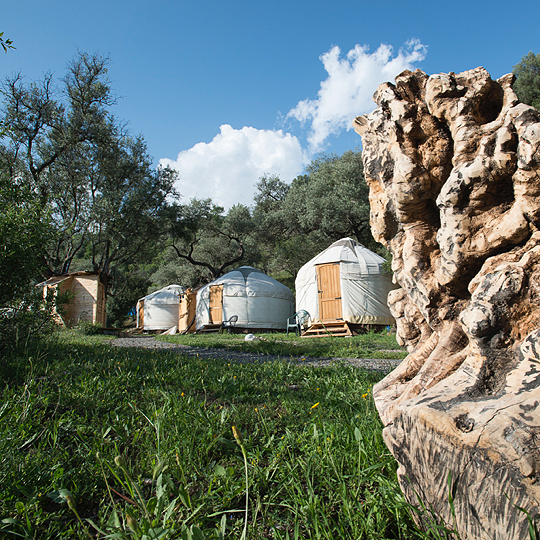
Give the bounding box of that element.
[208,284,223,324]
[316,263,343,322]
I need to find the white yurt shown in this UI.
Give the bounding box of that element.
[196,267,294,331]
[295,238,396,326]
[137,284,184,331]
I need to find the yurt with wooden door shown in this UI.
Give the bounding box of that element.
[196,266,294,331]
[136,285,184,331]
[295,238,396,335]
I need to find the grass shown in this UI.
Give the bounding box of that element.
[158,329,408,361]
[0,329,450,539]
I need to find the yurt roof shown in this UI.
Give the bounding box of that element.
[139,284,184,306]
[36,271,99,288]
[201,267,293,299]
[301,238,385,275]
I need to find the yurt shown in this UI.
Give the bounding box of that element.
[137,285,184,331]
[295,238,396,335]
[196,267,294,331]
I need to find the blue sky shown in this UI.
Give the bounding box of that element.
[3,0,540,208]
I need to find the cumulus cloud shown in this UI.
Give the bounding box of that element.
[161,40,426,209]
[160,125,306,209]
[287,39,427,152]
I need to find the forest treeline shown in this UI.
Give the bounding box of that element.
[0,52,379,336]
[1,50,539,342]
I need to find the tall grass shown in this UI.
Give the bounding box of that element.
[0,329,444,539]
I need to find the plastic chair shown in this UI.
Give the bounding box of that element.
[286,310,310,336]
[221,315,238,334]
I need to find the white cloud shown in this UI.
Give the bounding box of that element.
[287,39,427,152]
[161,40,426,209]
[160,125,306,209]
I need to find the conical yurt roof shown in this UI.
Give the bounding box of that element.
[140,284,184,305]
[300,238,386,275]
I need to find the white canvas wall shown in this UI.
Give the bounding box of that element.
[196,267,294,330]
[137,284,184,330]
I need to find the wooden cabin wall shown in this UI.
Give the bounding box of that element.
[70,275,99,325]
[179,289,197,333]
[42,273,106,327]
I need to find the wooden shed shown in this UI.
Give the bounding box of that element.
[39,271,106,327]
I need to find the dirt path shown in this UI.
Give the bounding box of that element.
[111,336,402,372]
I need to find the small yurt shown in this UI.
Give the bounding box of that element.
[196,267,294,331]
[137,285,184,331]
[295,238,396,334]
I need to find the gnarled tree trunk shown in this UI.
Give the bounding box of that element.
[355,67,540,540]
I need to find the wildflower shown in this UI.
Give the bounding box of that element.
[361,393,368,399]
[126,514,138,533]
[181,392,185,397]
[232,425,244,445]
[311,402,320,409]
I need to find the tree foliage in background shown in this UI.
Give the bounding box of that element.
[0,52,182,332]
[513,51,540,110]
[159,199,259,288]
[0,52,180,303]
[0,155,56,349]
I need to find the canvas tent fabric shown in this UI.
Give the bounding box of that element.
[196,267,294,330]
[295,238,396,326]
[137,284,184,331]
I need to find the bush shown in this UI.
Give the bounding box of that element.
[0,288,56,353]
[77,321,104,335]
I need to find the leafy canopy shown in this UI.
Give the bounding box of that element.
[513,51,540,110]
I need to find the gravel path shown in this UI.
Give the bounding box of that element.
[111,336,402,372]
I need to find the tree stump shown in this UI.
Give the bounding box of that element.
[354,67,540,540]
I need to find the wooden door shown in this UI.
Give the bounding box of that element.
[316,263,342,322]
[209,285,223,324]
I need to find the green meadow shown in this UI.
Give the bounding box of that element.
[0,330,456,539]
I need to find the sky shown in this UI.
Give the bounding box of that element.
[3,0,540,209]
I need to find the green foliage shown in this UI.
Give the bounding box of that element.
[0,175,52,307]
[0,288,57,353]
[106,270,151,327]
[0,52,180,301]
[0,330,438,539]
[166,199,260,287]
[77,321,104,335]
[0,32,15,53]
[513,51,540,110]
[251,150,379,282]
[0,162,56,350]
